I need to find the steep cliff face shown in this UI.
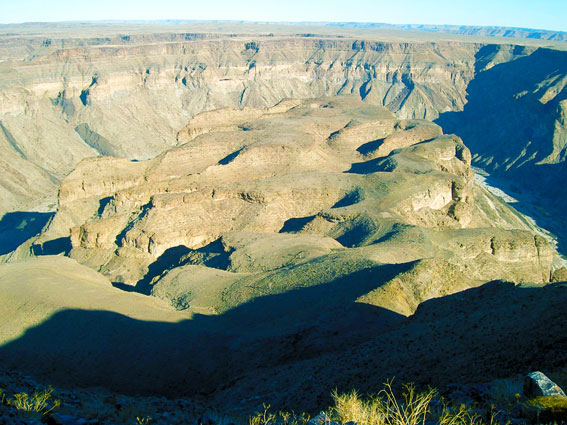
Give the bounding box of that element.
[0,96,558,404]
[29,97,553,306]
[438,46,567,173]
[2,26,566,216]
[1,25,566,407]
[0,32,492,214]
[437,46,567,245]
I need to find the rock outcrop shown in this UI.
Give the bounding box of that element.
[0,23,566,415]
[1,24,553,215]
[26,96,555,319]
[524,372,567,398]
[0,93,563,415]
[437,46,567,248]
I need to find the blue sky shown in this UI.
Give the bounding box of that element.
[1,0,566,31]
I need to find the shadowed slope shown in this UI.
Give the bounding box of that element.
[0,256,407,397]
[437,47,567,173]
[437,47,567,252]
[1,257,567,413]
[212,280,567,412]
[0,211,53,256]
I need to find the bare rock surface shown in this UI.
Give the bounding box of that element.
[23,96,554,301]
[0,95,561,410]
[0,23,566,414]
[2,23,563,215]
[524,371,567,398]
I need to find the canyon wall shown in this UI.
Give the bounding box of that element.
[1,26,566,248]
[0,30,514,214]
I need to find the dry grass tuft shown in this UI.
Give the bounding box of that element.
[331,389,384,425]
[437,404,486,425]
[6,385,60,416]
[331,382,436,425]
[248,382,505,425]
[249,403,311,425]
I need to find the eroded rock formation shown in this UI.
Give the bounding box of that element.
[3,25,559,214]
[26,96,555,318]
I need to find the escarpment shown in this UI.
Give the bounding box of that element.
[437,47,567,242]
[1,24,567,411]
[0,95,560,405]
[30,96,555,306]
[1,25,553,214]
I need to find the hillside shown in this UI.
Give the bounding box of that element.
[1,22,567,420]
[1,23,566,215]
[1,95,564,414]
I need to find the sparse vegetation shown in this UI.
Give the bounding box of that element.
[526,395,567,423]
[248,382,508,425]
[249,403,310,425]
[436,404,488,425]
[330,382,440,425]
[487,377,523,408]
[3,385,60,416]
[3,376,566,425]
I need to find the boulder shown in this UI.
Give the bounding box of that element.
[523,371,566,398]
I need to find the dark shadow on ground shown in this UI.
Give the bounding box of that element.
[332,189,362,208]
[97,196,113,216]
[133,245,193,294]
[346,158,385,174]
[0,262,410,403]
[218,148,244,165]
[2,272,567,412]
[356,138,384,156]
[31,237,72,256]
[279,215,315,233]
[131,240,232,294]
[0,211,54,255]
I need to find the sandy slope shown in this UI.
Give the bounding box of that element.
[0,256,188,344]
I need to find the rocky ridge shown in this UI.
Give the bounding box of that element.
[0,23,567,420]
[0,96,558,405]
[3,23,560,214]
[30,96,555,298]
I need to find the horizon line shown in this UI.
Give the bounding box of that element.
[1,19,566,35]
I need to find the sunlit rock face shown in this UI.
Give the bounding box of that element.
[0,24,566,412]
[0,97,559,409]
[0,27,528,214]
[30,96,552,302]
[2,26,566,219]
